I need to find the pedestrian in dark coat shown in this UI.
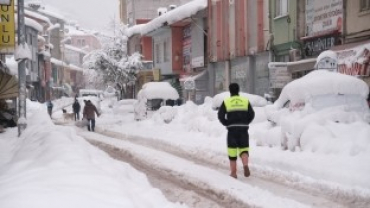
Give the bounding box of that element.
[72,99,81,120]
[82,100,100,132]
[47,100,53,118]
[217,83,255,179]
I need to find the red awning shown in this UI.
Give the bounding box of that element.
[300,30,340,41]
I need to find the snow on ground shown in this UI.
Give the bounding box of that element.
[96,96,370,199]
[1,89,369,207]
[0,100,186,208]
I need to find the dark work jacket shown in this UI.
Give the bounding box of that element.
[217,95,255,128]
[72,101,81,113]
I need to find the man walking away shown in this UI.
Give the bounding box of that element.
[217,83,255,178]
[72,99,81,120]
[82,100,100,132]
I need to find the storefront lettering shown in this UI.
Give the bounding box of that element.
[305,36,336,57]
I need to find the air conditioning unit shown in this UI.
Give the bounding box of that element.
[157,7,167,16]
[289,49,301,62]
[169,5,177,10]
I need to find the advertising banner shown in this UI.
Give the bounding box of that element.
[305,0,343,37]
[0,0,15,54]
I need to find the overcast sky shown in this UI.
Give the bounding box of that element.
[26,0,119,32]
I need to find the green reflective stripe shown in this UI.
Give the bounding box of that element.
[228,148,238,158]
[239,147,249,154]
[228,147,250,158]
[224,96,249,112]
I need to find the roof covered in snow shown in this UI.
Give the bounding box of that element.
[126,24,145,38]
[275,70,369,107]
[25,17,43,32]
[25,9,52,26]
[140,0,207,35]
[64,44,88,55]
[138,82,179,100]
[51,58,82,71]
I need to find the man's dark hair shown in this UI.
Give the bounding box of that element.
[229,83,240,95]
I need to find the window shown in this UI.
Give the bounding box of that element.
[82,39,86,46]
[163,40,169,62]
[155,44,160,63]
[275,0,288,17]
[360,0,370,11]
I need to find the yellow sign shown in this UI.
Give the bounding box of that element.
[152,68,161,81]
[0,0,15,54]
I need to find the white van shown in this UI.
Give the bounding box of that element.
[79,89,103,100]
[134,82,179,120]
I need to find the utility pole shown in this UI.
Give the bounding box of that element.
[17,0,27,136]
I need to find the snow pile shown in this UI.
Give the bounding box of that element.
[152,106,178,123]
[141,0,207,35]
[0,101,187,208]
[212,91,268,109]
[5,56,18,75]
[274,70,369,108]
[15,44,32,61]
[139,82,179,100]
[113,99,136,114]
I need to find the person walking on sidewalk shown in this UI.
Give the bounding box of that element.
[47,100,53,118]
[217,83,255,178]
[82,100,100,132]
[72,99,81,121]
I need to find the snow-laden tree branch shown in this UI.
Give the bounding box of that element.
[82,21,143,98]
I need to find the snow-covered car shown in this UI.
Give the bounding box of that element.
[265,70,370,151]
[134,82,179,120]
[113,99,136,114]
[212,91,268,110]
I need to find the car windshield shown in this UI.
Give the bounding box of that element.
[311,94,366,112]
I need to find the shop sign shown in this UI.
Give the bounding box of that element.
[191,56,204,68]
[304,35,338,57]
[0,0,15,54]
[306,0,343,37]
[184,80,195,90]
[337,47,370,76]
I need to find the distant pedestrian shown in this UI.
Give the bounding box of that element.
[72,99,81,120]
[47,100,53,118]
[217,83,255,178]
[82,100,100,132]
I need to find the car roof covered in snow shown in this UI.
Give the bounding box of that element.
[275,70,369,108]
[138,82,179,100]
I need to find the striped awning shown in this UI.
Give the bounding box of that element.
[0,71,18,99]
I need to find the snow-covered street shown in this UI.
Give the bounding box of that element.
[1,97,369,208]
[1,0,370,207]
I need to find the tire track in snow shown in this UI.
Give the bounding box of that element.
[88,140,244,208]
[92,127,368,208]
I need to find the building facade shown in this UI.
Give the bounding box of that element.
[124,0,192,26]
[208,0,270,97]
